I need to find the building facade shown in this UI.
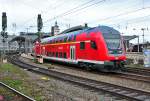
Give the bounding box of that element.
[0,34,18,51]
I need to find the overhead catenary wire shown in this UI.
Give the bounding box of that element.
[19,0,68,28]
[88,6,150,24]
[19,0,105,31]
[43,0,106,24]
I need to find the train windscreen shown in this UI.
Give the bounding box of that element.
[99,26,122,54]
[103,33,121,50]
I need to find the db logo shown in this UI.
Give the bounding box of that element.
[115,57,118,60]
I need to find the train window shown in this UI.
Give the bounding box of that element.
[63,52,66,58]
[80,42,85,50]
[67,36,71,42]
[91,41,97,49]
[64,37,67,42]
[74,35,76,41]
[56,52,58,57]
[56,39,58,43]
[48,52,51,56]
[52,52,55,57]
[59,52,62,58]
[59,39,62,43]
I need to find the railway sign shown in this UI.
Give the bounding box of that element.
[144,49,150,67]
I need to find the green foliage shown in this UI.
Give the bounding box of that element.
[0,63,43,101]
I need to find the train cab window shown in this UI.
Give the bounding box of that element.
[80,42,85,50]
[63,52,66,58]
[91,41,97,49]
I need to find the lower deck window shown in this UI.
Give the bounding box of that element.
[52,52,55,56]
[80,42,85,50]
[59,52,62,58]
[56,52,58,57]
[64,52,66,58]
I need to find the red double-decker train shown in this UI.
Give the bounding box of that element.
[34,25,126,71]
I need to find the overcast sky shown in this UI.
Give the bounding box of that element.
[0,0,150,43]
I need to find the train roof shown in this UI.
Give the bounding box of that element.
[59,25,89,34]
[41,25,120,43]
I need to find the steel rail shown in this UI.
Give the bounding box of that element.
[0,82,35,101]
[122,67,150,76]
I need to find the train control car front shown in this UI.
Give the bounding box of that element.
[99,26,126,70]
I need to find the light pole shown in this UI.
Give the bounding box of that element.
[133,28,140,52]
[25,26,34,54]
[141,28,146,50]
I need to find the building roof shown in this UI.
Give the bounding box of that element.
[9,36,26,42]
[123,35,138,41]
[59,25,89,34]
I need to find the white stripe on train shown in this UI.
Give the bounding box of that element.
[42,56,104,64]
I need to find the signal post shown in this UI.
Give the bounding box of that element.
[37,14,43,63]
[1,12,8,63]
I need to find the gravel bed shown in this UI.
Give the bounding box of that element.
[20,56,150,93]
[24,70,121,101]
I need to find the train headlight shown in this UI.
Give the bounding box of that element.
[109,50,113,54]
[118,50,122,54]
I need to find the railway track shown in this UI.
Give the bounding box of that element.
[8,55,150,101]
[113,72,150,84]
[122,67,150,77]
[41,59,150,84]
[0,82,35,101]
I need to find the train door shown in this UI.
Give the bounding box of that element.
[70,46,76,62]
[42,47,46,56]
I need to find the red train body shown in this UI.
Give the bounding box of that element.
[34,26,126,71]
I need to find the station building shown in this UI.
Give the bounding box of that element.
[0,34,18,52]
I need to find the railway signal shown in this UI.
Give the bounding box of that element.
[37,14,43,32]
[2,12,7,31]
[1,31,8,38]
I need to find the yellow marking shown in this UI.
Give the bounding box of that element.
[41,40,91,47]
[41,41,78,46]
[41,77,50,80]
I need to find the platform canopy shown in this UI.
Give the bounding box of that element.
[9,36,26,43]
[123,35,138,41]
